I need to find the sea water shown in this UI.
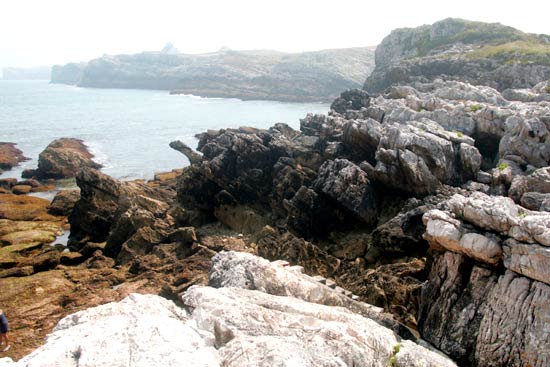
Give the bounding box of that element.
[0,80,329,181]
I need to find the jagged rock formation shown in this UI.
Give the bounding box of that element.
[44,77,549,366]
[12,252,457,367]
[51,47,375,102]
[22,138,101,179]
[169,140,203,165]
[365,18,550,94]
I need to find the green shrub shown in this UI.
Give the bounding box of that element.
[470,104,483,112]
[498,162,509,171]
[544,86,550,94]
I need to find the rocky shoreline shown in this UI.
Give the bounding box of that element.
[1,76,549,365]
[2,18,550,366]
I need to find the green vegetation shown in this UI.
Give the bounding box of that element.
[456,131,464,137]
[408,18,528,58]
[388,343,401,367]
[518,212,528,218]
[498,162,509,171]
[469,104,483,112]
[396,18,550,67]
[468,40,550,66]
[545,86,550,93]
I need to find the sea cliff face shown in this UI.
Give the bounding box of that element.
[50,62,87,85]
[365,18,550,93]
[50,47,375,102]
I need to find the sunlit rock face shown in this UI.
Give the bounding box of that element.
[13,251,458,367]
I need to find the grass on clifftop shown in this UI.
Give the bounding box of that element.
[401,18,550,65]
[468,40,550,65]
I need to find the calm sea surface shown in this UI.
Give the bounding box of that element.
[0,80,329,181]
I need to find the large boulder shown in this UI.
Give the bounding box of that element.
[312,159,378,225]
[47,189,80,216]
[26,138,102,179]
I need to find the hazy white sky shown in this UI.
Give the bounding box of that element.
[1,0,549,69]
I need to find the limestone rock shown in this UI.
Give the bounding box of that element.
[184,286,455,367]
[423,209,503,265]
[503,239,550,285]
[56,47,376,103]
[12,252,458,367]
[509,167,550,202]
[418,252,498,365]
[313,159,377,224]
[69,167,174,257]
[15,293,219,367]
[520,192,550,212]
[475,271,550,367]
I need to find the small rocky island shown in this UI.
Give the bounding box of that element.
[1,17,550,367]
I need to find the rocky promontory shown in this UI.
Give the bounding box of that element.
[365,18,550,93]
[51,47,375,102]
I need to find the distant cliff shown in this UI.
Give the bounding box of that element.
[364,18,550,93]
[50,62,87,85]
[2,66,51,80]
[51,47,375,102]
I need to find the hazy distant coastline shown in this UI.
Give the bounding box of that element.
[2,66,51,80]
[51,46,376,102]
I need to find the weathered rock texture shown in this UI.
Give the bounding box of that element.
[421,192,550,366]
[13,252,457,367]
[23,138,101,179]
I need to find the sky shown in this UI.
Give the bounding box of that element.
[1,0,549,69]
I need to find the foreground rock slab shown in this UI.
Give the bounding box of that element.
[12,252,457,367]
[14,293,219,367]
